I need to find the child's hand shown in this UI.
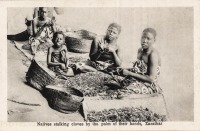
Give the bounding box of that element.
[60,63,66,70]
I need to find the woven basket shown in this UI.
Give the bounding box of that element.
[43,85,84,113]
[75,29,97,40]
[64,31,96,53]
[26,59,56,91]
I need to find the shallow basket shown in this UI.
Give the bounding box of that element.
[83,94,169,121]
[26,59,56,91]
[43,85,84,113]
[64,30,96,53]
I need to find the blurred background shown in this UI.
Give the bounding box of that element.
[7,7,193,121]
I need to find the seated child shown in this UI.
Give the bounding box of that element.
[76,23,122,73]
[115,28,162,94]
[30,7,71,55]
[89,23,122,68]
[7,7,68,42]
[30,7,56,55]
[47,32,74,79]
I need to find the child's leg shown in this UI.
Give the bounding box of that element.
[76,63,97,73]
[56,67,74,79]
[30,39,40,55]
[65,67,74,76]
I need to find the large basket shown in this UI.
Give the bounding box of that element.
[26,59,56,91]
[43,85,84,113]
[75,29,97,40]
[64,30,96,53]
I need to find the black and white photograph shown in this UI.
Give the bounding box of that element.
[6,6,194,124]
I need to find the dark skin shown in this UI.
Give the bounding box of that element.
[76,26,122,73]
[123,31,161,83]
[47,33,74,76]
[89,26,122,67]
[33,7,56,37]
[33,7,54,19]
[47,34,69,69]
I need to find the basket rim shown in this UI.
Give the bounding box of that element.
[45,85,84,97]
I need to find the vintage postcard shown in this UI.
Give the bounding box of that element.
[1,0,200,130]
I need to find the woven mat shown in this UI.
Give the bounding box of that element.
[14,41,90,64]
[14,41,46,61]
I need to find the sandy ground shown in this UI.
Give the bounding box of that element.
[7,7,194,121]
[7,41,84,122]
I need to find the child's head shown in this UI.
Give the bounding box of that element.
[52,32,65,48]
[106,23,122,41]
[39,7,48,19]
[141,28,156,49]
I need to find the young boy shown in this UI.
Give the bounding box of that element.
[29,7,54,55]
[7,7,52,42]
[30,7,72,55]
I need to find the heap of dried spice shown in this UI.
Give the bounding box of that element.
[63,71,159,99]
[64,71,113,96]
[86,107,167,122]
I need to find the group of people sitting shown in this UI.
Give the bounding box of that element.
[11,7,162,94]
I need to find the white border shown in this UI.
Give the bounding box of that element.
[1,0,199,130]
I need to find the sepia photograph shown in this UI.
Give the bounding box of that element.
[6,6,194,123]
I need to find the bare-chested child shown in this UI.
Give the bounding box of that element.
[118,28,161,94]
[8,7,54,42]
[33,7,53,36]
[7,7,68,42]
[30,7,71,55]
[33,7,71,34]
[30,7,55,55]
[77,23,122,73]
[47,32,74,78]
[123,28,161,83]
[90,23,122,67]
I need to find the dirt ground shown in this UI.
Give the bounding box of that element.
[7,41,84,122]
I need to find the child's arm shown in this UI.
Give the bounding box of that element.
[89,37,102,61]
[109,44,122,67]
[33,7,39,18]
[50,17,57,33]
[62,45,70,67]
[123,50,159,83]
[33,19,44,37]
[33,19,38,37]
